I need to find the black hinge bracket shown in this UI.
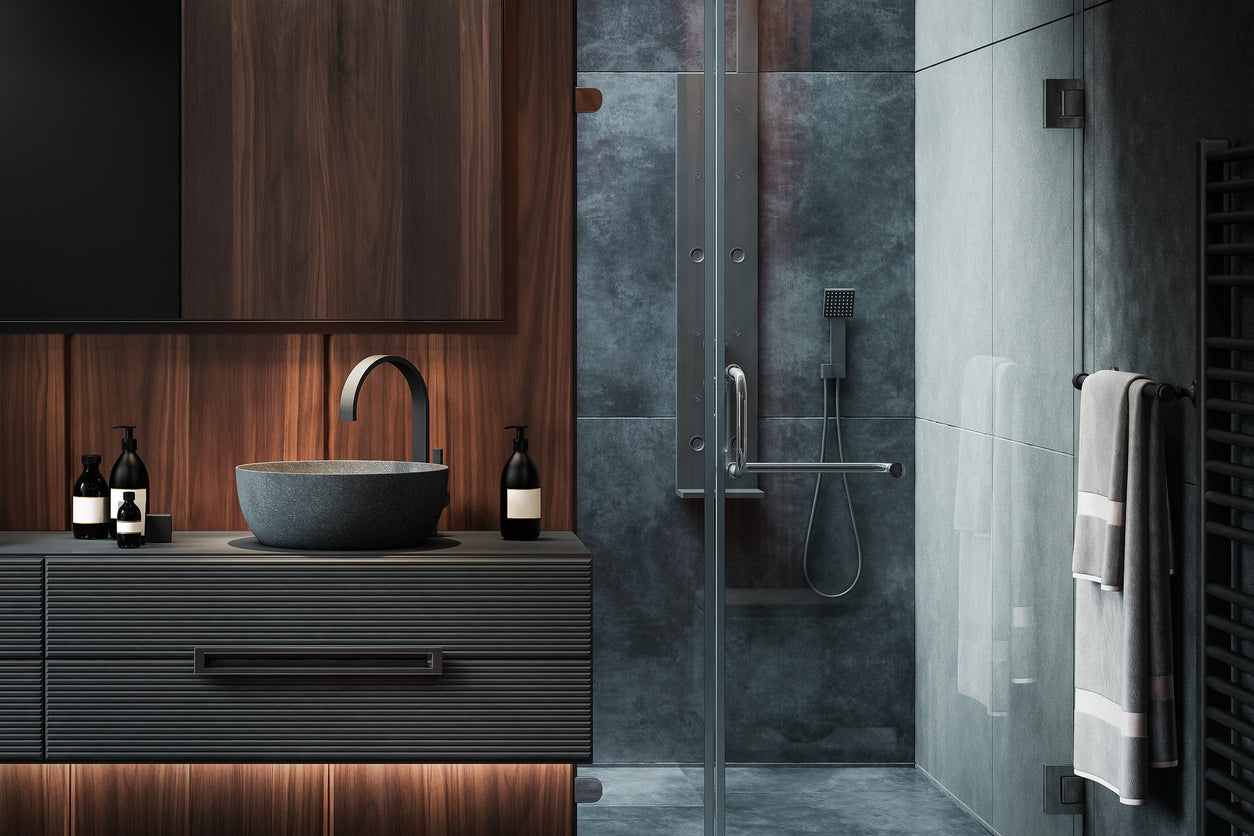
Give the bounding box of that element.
[1043,764,1085,814]
[1043,79,1085,129]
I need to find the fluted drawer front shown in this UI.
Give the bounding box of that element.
[0,557,42,656]
[0,660,42,759]
[45,557,591,761]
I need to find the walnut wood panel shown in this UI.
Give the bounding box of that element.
[184,0,501,322]
[189,764,325,836]
[0,336,66,529]
[0,765,68,836]
[331,764,573,836]
[187,335,325,529]
[68,335,191,529]
[72,764,188,836]
[759,0,814,71]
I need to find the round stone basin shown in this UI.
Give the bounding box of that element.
[236,460,450,550]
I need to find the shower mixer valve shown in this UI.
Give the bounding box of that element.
[820,287,855,379]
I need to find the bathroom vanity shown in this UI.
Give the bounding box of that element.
[0,531,590,835]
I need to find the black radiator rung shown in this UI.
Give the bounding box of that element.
[1208,211,1254,225]
[1207,768,1254,809]
[1206,522,1254,547]
[1208,337,1254,351]
[1206,399,1254,417]
[1206,646,1254,678]
[1208,275,1254,288]
[1206,583,1254,612]
[1206,461,1254,482]
[1206,706,1254,745]
[1207,490,1254,515]
[1208,368,1254,384]
[1209,243,1254,257]
[1207,178,1254,194]
[1205,798,1254,835]
[1207,738,1254,779]
[1206,430,1254,451]
[1205,676,1254,712]
[1207,615,1254,646]
[1208,145,1254,163]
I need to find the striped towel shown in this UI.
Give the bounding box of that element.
[1073,374,1177,805]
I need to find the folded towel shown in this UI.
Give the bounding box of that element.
[1072,370,1146,589]
[1073,377,1177,805]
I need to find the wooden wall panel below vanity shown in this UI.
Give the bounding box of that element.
[0,765,68,836]
[72,764,189,836]
[189,764,325,836]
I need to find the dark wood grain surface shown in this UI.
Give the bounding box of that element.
[190,764,325,836]
[0,765,67,836]
[73,764,188,836]
[0,336,67,530]
[331,764,572,836]
[68,335,192,529]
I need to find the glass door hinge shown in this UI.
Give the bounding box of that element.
[1044,78,1085,129]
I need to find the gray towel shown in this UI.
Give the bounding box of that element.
[1072,370,1145,589]
[1073,377,1177,805]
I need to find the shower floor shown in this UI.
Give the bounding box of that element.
[575,765,992,835]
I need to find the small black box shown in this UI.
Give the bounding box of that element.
[147,514,173,543]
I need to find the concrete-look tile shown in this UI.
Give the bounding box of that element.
[914,419,993,821]
[578,417,704,763]
[992,0,1071,42]
[988,439,1076,836]
[576,804,705,836]
[576,0,737,73]
[761,1,914,72]
[916,48,993,431]
[577,73,680,419]
[1086,0,1254,485]
[577,766,703,807]
[759,72,914,420]
[915,0,992,69]
[990,19,1075,454]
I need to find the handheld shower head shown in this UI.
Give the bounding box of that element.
[820,288,854,379]
[824,288,855,318]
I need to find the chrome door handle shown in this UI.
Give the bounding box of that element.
[724,364,903,478]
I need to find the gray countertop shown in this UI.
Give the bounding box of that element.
[0,530,589,557]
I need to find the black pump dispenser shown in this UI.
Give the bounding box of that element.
[500,425,540,540]
[109,424,149,540]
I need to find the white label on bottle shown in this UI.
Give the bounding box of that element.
[116,521,143,535]
[506,488,541,519]
[72,496,107,524]
[112,488,148,534]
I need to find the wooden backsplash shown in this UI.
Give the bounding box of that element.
[0,0,572,534]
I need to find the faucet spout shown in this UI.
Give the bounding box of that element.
[339,354,431,463]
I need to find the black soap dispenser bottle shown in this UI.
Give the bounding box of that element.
[72,454,110,539]
[500,425,541,541]
[109,425,149,541]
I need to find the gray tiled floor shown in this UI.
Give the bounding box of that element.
[576,766,992,835]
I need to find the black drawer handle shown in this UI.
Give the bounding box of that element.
[193,646,443,676]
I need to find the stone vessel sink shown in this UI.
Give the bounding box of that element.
[236,460,450,550]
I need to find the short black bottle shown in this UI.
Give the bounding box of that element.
[72,454,110,539]
[116,492,143,549]
[500,425,541,541]
[109,424,149,539]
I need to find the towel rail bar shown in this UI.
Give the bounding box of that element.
[1204,521,1254,547]
[1205,178,1254,193]
[1205,676,1254,711]
[1204,582,1254,612]
[1206,367,1254,384]
[1204,398,1254,416]
[1207,145,1254,163]
[1204,490,1254,515]
[1205,799,1254,835]
[1204,460,1254,481]
[1207,210,1254,224]
[1205,645,1254,678]
[1206,737,1254,776]
[1206,614,1254,645]
[1207,243,1254,256]
[1071,372,1195,403]
[1204,769,1254,808]
[1206,336,1254,351]
[1204,429,1254,450]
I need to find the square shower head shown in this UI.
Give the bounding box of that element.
[824,288,855,318]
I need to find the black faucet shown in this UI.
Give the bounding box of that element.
[339,355,431,463]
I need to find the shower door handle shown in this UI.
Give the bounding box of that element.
[725,364,904,479]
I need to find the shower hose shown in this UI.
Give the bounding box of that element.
[802,377,864,598]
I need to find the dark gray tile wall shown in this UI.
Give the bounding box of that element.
[914,13,1077,836]
[1080,0,1254,832]
[577,3,916,765]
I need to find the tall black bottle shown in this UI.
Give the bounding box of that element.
[109,424,149,542]
[500,425,541,541]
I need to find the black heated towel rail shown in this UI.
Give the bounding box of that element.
[1200,137,1254,835]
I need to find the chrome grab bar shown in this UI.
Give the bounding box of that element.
[725,364,904,479]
